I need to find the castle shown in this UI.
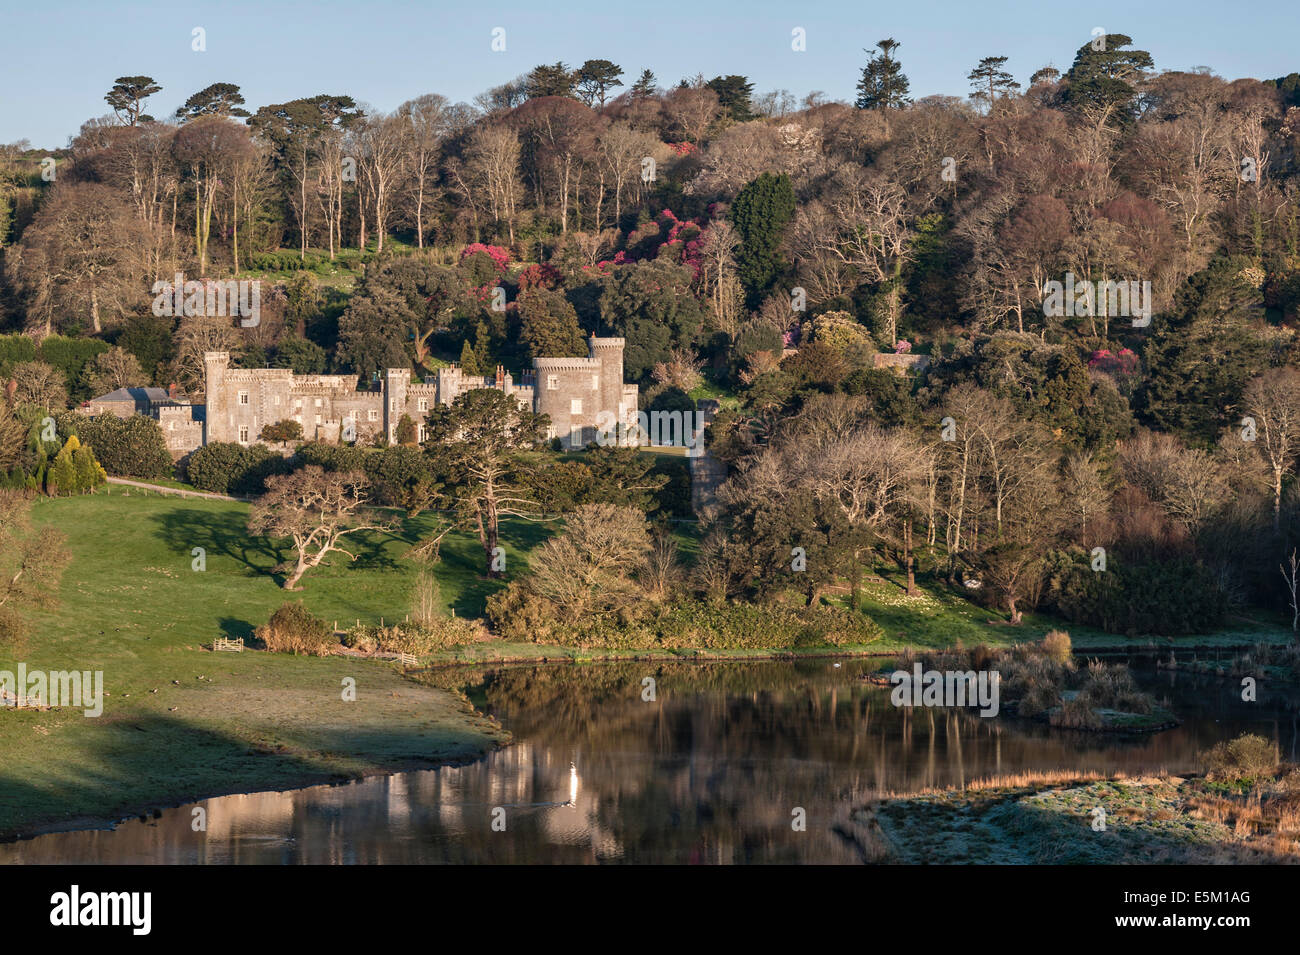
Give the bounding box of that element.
[117,336,637,455]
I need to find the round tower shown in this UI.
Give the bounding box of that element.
[588,336,626,427]
[203,351,230,443]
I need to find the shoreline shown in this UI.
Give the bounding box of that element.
[415,639,1283,671]
[0,749,494,846]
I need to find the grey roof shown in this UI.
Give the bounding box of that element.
[93,386,171,403]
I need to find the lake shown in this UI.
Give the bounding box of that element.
[2,657,1295,864]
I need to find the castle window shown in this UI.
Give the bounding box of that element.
[314,398,322,408]
[547,375,559,391]
[368,409,379,421]
[315,415,322,425]
[238,426,249,443]
[417,424,426,443]
[418,398,428,412]
[592,374,599,390]
[274,395,281,406]
[390,399,400,412]
[238,391,249,406]
[570,398,583,414]
[168,421,175,431]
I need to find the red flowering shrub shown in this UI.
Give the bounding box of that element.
[517,263,563,291]
[1088,348,1139,375]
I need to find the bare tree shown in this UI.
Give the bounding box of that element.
[248,467,399,591]
[797,166,911,344]
[458,123,523,243]
[355,112,408,252]
[85,347,144,394]
[1241,367,1300,528]
[10,361,68,410]
[396,93,450,247]
[10,182,152,336]
[1282,550,1300,633]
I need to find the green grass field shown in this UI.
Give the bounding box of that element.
[0,490,524,840]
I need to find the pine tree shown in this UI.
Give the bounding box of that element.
[855,39,912,121]
[707,75,756,122]
[630,69,657,98]
[459,339,482,376]
[524,62,575,99]
[1060,34,1153,125]
[472,320,493,373]
[968,56,1020,112]
[575,60,624,107]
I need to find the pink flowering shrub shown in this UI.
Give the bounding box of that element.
[1088,348,1139,375]
[459,243,511,273]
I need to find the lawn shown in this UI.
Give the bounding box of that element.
[0,490,523,840]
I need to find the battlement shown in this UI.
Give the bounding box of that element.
[199,346,635,452]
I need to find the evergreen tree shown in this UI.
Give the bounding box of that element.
[706,75,756,122]
[630,69,657,98]
[855,39,912,115]
[1061,33,1153,125]
[459,339,483,376]
[524,62,576,99]
[968,56,1020,112]
[73,442,105,492]
[47,436,78,496]
[104,76,162,125]
[472,320,493,372]
[1137,257,1267,444]
[574,60,624,107]
[730,172,797,310]
[518,288,587,359]
[176,82,250,120]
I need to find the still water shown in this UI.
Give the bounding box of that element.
[3,658,1297,864]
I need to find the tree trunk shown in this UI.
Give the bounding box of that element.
[284,555,308,590]
[904,513,917,595]
[1275,465,1283,530]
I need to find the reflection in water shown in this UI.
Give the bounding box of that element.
[2,659,1296,864]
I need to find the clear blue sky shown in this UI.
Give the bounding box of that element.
[2,0,1297,149]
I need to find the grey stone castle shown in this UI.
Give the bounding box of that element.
[193,335,637,453]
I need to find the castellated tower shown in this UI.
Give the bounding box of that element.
[532,336,633,449]
[588,336,627,428]
[203,351,230,444]
[384,368,411,443]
